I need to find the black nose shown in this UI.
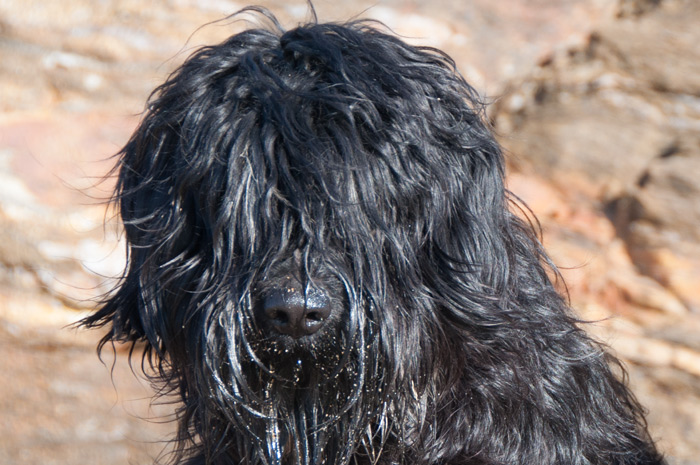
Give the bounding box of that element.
[260,286,331,338]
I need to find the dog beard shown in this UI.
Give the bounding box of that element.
[200,297,393,465]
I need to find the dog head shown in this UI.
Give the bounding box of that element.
[84,9,662,465]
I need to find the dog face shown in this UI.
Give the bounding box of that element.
[84,8,664,465]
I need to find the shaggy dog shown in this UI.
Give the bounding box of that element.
[83,8,665,465]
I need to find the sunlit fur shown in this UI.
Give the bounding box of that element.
[83,8,665,465]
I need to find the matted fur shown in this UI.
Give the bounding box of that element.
[83,7,665,465]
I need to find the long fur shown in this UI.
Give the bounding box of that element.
[83,8,665,465]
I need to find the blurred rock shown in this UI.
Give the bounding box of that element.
[611,272,688,317]
[610,140,700,311]
[607,0,700,94]
[493,0,700,312]
[0,323,172,465]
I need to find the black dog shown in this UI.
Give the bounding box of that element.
[83,8,665,465]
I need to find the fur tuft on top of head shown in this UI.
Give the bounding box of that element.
[83,7,664,465]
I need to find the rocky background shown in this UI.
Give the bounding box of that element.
[0,0,698,464]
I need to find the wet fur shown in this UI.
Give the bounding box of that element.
[83,8,665,465]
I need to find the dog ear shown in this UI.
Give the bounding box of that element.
[78,30,277,359]
[81,107,208,359]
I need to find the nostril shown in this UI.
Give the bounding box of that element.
[263,301,304,328]
[266,308,290,324]
[305,302,331,323]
